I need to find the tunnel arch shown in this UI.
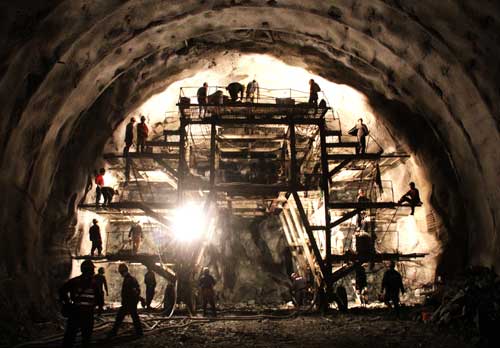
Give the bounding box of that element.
[0,0,499,327]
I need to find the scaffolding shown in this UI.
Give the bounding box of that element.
[77,86,425,303]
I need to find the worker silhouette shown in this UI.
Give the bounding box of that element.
[226,82,244,103]
[128,221,143,254]
[308,79,321,106]
[59,260,98,348]
[246,80,259,103]
[198,267,217,317]
[89,219,102,257]
[144,266,157,310]
[398,182,422,215]
[136,116,149,153]
[381,261,405,316]
[355,118,369,154]
[108,264,144,338]
[94,267,108,315]
[123,117,135,156]
[197,82,208,117]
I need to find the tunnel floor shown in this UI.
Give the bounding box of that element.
[23,308,472,348]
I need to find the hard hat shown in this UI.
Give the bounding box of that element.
[203,267,209,273]
[81,260,95,274]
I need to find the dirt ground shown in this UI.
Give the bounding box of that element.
[90,308,473,348]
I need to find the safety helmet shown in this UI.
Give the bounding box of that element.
[203,267,209,274]
[81,260,95,274]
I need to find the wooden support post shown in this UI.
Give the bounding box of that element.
[177,121,187,204]
[292,191,329,283]
[319,122,332,286]
[289,123,298,190]
[209,122,217,192]
[284,207,320,287]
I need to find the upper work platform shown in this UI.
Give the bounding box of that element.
[177,86,331,122]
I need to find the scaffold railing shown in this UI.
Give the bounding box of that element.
[179,86,333,106]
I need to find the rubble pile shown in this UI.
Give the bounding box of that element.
[430,267,500,345]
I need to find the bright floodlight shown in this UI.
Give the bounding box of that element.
[172,202,206,242]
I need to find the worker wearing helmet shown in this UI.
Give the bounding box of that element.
[128,221,143,255]
[198,267,217,317]
[123,117,135,157]
[109,263,144,337]
[89,219,102,257]
[136,115,149,153]
[59,260,98,347]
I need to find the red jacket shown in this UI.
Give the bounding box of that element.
[137,123,149,139]
[95,174,104,186]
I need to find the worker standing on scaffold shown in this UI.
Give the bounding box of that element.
[128,221,143,254]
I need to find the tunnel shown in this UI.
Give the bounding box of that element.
[0,1,499,347]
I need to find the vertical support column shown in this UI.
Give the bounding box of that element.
[319,121,332,288]
[177,118,187,205]
[209,121,217,192]
[289,122,297,190]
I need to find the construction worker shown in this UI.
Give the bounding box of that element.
[308,79,321,106]
[226,82,244,103]
[197,82,208,117]
[354,264,368,306]
[398,182,422,215]
[59,260,98,348]
[136,116,149,153]
[198,267,216,317]
[108,263,144,338]
[129,221,143,254]
[144,266,157,310]
[355,118,369,154]
[381,261,405,315]
[356,189,370,231]
[100,186,116,207]
[95,168,105,208]
[290,273,307,307]
[123,117,135,156]
[94,267,108,315]
[89,219,102,257]
[246,79,259,103]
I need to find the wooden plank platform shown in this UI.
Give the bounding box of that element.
[325,142,358,148]
[328,201,397,209]
[327,153,410,161]
[330,252,427,264]
[145,140,181,147]
[79,202,176,210]
[103,153,179,160]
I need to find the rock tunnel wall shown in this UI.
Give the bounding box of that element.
[0,0,499,331]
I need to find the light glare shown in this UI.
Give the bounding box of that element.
[173,202,206,242]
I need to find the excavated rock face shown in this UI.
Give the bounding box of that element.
[0,0,499,330]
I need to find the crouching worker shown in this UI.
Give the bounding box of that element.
[199,267,217,317]
[108,264,144,338]
[398,182,422,215]
[59,260,98,348]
